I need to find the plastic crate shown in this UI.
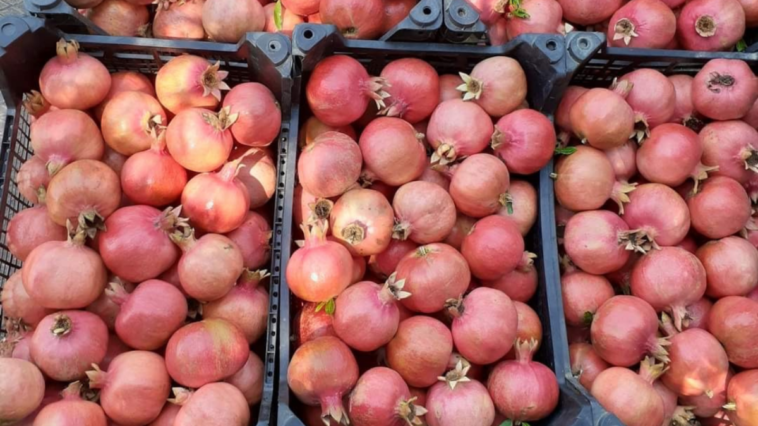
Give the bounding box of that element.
[0,15,292,426]
[24,0,444,43]
[275,23,601,426]
[441,0,489,43]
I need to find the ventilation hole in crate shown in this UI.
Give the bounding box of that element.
[269,41,280,51]
[579,37,590,49]
[423,6,432,14]
[546,40,557,51]
[457,7,466,16]
[303,29,314,39]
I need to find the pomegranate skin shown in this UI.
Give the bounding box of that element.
[725,370,758,426]
[379,58,440,124]
[608,0,676,48]
[462,56,528,118]
[7,205,67,261]
[688,176,751,239]
[669,74,698,126]
[564,210,631,275]
[426,376,495,426]
[387,316,453,388]
[449,287,518,365]
[348,367,420,426]
[678,0,746,52]
[590,364,665,426]
[697,237,758,298]
[662,328,729,398]
[333,281,401,352]
[282,0,318,15]
[556,86,589,134]
[700,120,758,185]
[448,153,510,218]
[39,40,112,111]
[222,82,281,147]
[93,71,154,121]
[570,88,635,150]
[153,0,206,40]
[294,302,336,346]
[619,68,677,131]
[636,123,702,187]
[203,270,269,344]
[623,183,691,247]
[506,0,563,39]
[553,145,617,212]
[202,0,265,42]
[155,55,227,114]
[287,336,359,424]
[225,210,272,269]
[427,100,494,166]
[33,383,108,426]
[173,382,250,426]
[165,107,235,173]
[685,297,713,330]
[298,131,362,198]
[88,0,150,38]
[30,109,105,175]
[708,296,758,368]
[482,263,538,303]
[461,215,524,281]
[569,342,610,390]
[320,0,384,39]
[558,0,623,25]
[392,181,456,245]
[329,188,394,256]
[491,109,556,175]
[359,117,426,186]
[224,351,264,404]
[561,271,616,327]
[692,58,758,120]
[1,271,52,327]
[496,179,537,236]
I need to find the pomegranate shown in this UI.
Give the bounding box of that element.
[329,188,393,256]
[564,210,631,275]
[120,135,187,207]
[17,156,50,204]
[558,0,622,24]
[359,117,426,186]
[348,367,426,426]
[457,56,527,118]
[689,176,751,239]
[287,336,359,424]
[590,358,666,426]
[282,0,318,15]
[709,296,758,368]
[684,297,713,330]
[100,333,130,370]
[392,181,456,244]
[481,256,538,302]
[448,153,510,217]
[381,0,415,32]
[427,100,493,166]
[320,0,384,39]
[692,58,758,120]
[22,89,51,120]
[173,383,250,426]
[698,236,758,298]
[700,120,758,184]
[604,140,638,182]
[298,131,362,198]
[166,107,236,172]
[669,74,704,130]
[101,91,166,156]
[264,1,306,35]
[724,370,758,426]
[368,239,418,279]
[488,339,559,424]
[438,74,463,102]
[0,357,45,424]
[39,39,111,110]
[299,116,356,147]
[461,215,524,280]
[88,0,150,36]
[306,55,389,127]
[149,403,181,426]
[93,71,154,121]
[443,212,476,250]
[570,88,635,150]
[203,269,269,344]
[491,109,555,175]
[556,86,588,137]
[153,0,206,40]
[33,382,107,426]
[165,319,248,387]
[495,179,537,236]
[562,271,615,327]
[228,146,276,208]
[678,0,746,51]
[7,204,66,261]
[1,271,51,327]
[85,278,134,331]
[506,0,563,39]
[425,362,494,426]
[379,58,439,124]
[465,0,505,25]
[637,123,714,188]
[224,351,264,404]
[155,55,229,114]
[608,0,676,48]
[395,243,470,313]
[616,69,676,141]
[45,159,121,228]
[294,302,336,346]
[30,311,108,381]
[569,342,610,390]
[30,109,105,176]
[202,0,265,42]
[222,82,280,147]
[591,296,670,366]
[386,316,453,388]
[622,183,691,251]
[225,211,272,269]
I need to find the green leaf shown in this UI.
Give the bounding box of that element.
[554,146,577,155]
[508,0,530,19]
[274,0,283,31]
[500,421,513,426]
[314,301,325,313]
[737,39,747,52]
[325,298,336,315]
[583,311,594,327]
[522,423,531,426]
[506,199,514,215]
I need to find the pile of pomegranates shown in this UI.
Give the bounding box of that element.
[62,0,418,41]
[467,0,754,50]
[0,39,279,425]
[560,61,758,426]
[286,53,560,426]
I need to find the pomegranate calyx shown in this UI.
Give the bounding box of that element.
[691,162,719,194]
[239,268,270,288]
[514,338,539,362]
[490,128,507,150]
[740,147,758,173]
[618,228,660,254]
[610,78,634,99]
[559,254,577,274]
[307,199,334,224]
[199,61,231,101]
[706,72,735,93]
[392,220,412,241]
[341,222,367,245]
[498,192,510,208]
[46,157,66,176]
[384,272,411,301]
[36,187,47,205]
[695,15,717,38]
[61,381,85,400]
[379,99,407,118]
[301,219,329,248]
[22,90,49,117]
[76,209,107,240]
[50,314,73,336]
[157,205,190,233]
[631,114,651,144]
[55,39,80,64]
[613,18,639,45]
[169,225,198,252]
[649,338,672,364]
[683,115,705,133]
[168,387,193,405]
[321,393,349,425]
[85,363,108,389]
[203,106,239,131]
[518,251,537,271]
[723,402,737,411]
[431,143,457,167]
[397,396,428,426]
[659,311,680,337]
[365,76,391,110]
[142,111,166,138]
[638,356,668,383]
[153,0,174,10]
[105,281,131,305]
[444,296,465,318]
[671,406,696,425]
[456,72,483,101]
[670,304,691,332]
[414,244,437,258]
[359,170,376,187]
[611,181,637,214]
[437,360,472,390]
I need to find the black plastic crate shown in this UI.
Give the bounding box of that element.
[24,0,444,43]
[0,15,292,426]
[441,0,489,43]
[275,23,602,426]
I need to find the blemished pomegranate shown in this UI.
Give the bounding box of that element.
[636,123,713,187]
[306,55,389,127]
[591,296,670,366]
[359,117,426,186]
[590,358,667,426]
[30,311,108,381]
[447,287,518,365]
[153,0,206,40]
[425,362,495,426]
[348,367,426,426]
[561,271,615,327]
[393,180,456,244]
[563,210,631,275]
[98,205,182,283]
[379,58,439,124]
[294,302,336,346]
[491,109,556,175]
[33,381,107,426]
[224,351,264,405]
[287,336,359,425]
[223,82,280,146]
[427,100,493,166]
[225,211,272,269]
[697,236,758,298]
[17,156,50,204]
[448,153,510,217]
[622,183,691,251]
[204,269,269,344]
[708,296,758,368]
[173,383,250,426]
[165,319,249,388]
[724,369,758,426]
[692,58,758,120]
[7,203,67,261]
[688,176,751,239]
[570,88,635,150]
[30,109,105,176]
[678,0,746,52]
[87,351,171,425]
[461,215,525,280]
[630,246,707,330]
[329,188,394,256]
[387,316,454,388]
[0,357,45,424]
[569,342,610,390]
[298,131,362,198]
[395,243,470,313]
[457,56,527,118]
[553,145,635,213]
[320,0,384,39]
[608,0,676,48]
[700,120,758,184]
[487,339,559,424]
[165,106,236,173]
[155,55,230,114]
[202,0,265,42]
[88,0,150,37]
[39,39,111,110]
[110,279,188,350]
[171,227,245,302]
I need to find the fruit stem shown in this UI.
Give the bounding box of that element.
[51,314,72,337]
[456,72,483,101]
[105,281,131,306]
[696,15,717,37]
[514,338,538,363]
[55,39,80,64]
[169,225,198,252]
[85,364,108,389]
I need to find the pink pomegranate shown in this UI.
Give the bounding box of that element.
[298,131,362,198]
[448,153,510,218]
[348,367,426,426]
[637,123,713,187]
[387,316,453,388]
[678,0,746,52]
[622,183,691,251]
[692,58,758,120]
[688,176,751,239]
[379,58,440,124]
[461,215,525,280]
[590,358,667,426]
[697,236,758,298]
[608,0,676,48]
[426,100,493,166]
[564,210,631,275]
[708,296,758,368]
[491,109,555,175]
[395,243,470,313]
[570,88,635,150]
[700,120,758,185]
[457,56,527,118]
[425,362,495,426]
[561,271,615,327]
